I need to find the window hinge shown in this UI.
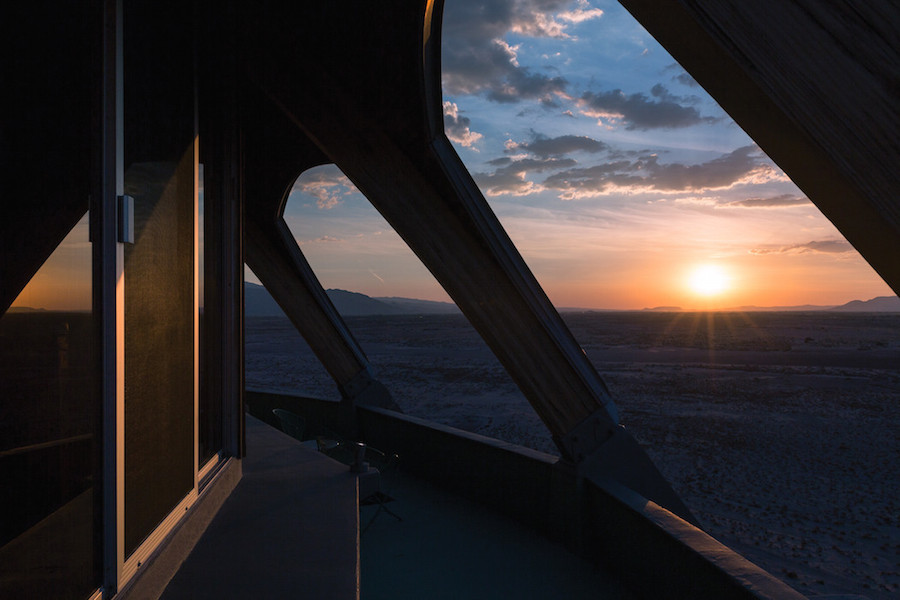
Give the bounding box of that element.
[117,195,134,243]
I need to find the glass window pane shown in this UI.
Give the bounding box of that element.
[123,0,196,557]
[0,213,100,598]
[199,163,223,466]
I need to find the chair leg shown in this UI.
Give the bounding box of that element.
[361,498,402,534]
[380,504,402,522]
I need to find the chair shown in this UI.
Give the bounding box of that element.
[358,445,402,534]
[308,428,402,531]
[272,408,305,441]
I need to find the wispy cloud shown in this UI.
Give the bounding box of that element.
[750,239,853,255]
[542,145,780,199]
[507,133,607,157]
[291,166,356,210]
[472,143,784,200]
[474,156,576,196]
[723,194,810,209]
[558,1,603,24]
[301,235,344,244]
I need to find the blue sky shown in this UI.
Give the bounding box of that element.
[277,0,892,310]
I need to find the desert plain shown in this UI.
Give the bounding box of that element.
[246,310,900,599]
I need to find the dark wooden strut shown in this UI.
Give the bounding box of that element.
[242,85,401,426]
[238,0,695,523]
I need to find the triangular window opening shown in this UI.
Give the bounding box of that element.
[245,164,556,455]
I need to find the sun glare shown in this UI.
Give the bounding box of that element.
[687,264,730,296]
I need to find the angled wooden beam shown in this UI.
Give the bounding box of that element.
[238,0,694,522]
[242,89,398,416]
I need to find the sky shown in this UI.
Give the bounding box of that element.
[11,0,892,312]
[280,0,893,310]
[10,214,92,311]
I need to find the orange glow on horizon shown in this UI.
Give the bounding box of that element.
[9,215,92,312]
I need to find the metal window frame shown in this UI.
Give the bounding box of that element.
[99,1,232,596]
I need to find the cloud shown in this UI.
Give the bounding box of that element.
[674,72,699,88]
[671,196,720,207]
[750,239,853,255]
[301,235,344,244]
[510,0,603,34]
[664,64,700,88]
[578,84,717,129]
[474,156,576,196]
[650,83,702,106]
[558,1,603,24]
[723,194,810,209]
[443,101,484,148]
[507,133,607,157]
[509,11,569,38]
[472,144,783,200]
[474,170,542,196]
[646,146,779,190]
[292,167,356,210]
[542,145,780,198]
[442,0,595,103]
[606,148,660,160]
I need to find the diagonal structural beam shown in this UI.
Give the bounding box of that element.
[242,88,399,418]
[244,218,398,414]
[238,0,694,522]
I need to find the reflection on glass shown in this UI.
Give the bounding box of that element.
[0,212,100,598]
[123,0,196,557]
[198,163,223,466]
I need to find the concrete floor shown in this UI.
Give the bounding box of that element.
[161,417,360,599]
[160,417,633,599]
[360,473,635,599]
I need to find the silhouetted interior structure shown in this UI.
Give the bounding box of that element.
[1,1,896,598]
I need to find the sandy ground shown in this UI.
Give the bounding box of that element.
[245,311,900,599]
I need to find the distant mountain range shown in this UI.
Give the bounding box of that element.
[712,296,900,313]
[639,296,900,313]
[244,283,460,317]
[327,289,460,316]
[727,304,838,312]
[829,296,900,312]
[245,283,900,316]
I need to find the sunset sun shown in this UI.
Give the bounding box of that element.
[687,264,730,296]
